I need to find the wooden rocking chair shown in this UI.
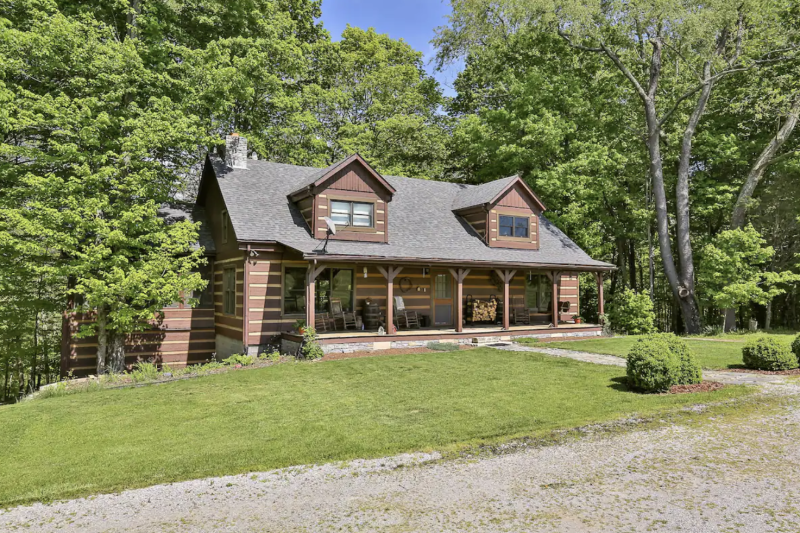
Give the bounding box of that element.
[314,312,335,332]
[510,296,530,325]
[330,299,357,330]
[394,296,420,329]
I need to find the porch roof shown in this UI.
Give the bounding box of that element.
[207,158,614,271]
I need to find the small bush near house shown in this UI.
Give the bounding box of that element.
[259,350,282,362]
[791,334,800,363]
[130,361,160,383]
[301,327,324,360]
[608,288,656,335]
[427,342,460,351]
[222,354,255,367]
[626,334,702,393]
[742,337,797,371]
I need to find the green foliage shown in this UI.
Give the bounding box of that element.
[301,326,324,360]
[625,334,702,392]
[222,354,255,367]
[427,342,461,351]
[742,337,797,371]
[792,335,800,362]
[626,336,682,393]
[698,225,800,311]
[608,289,656,335]
[130,361,161,383]
[259,350,282,362]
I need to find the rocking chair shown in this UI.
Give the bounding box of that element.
[331,299,357,330]
[393,296,420,329]
[510,296,530,325]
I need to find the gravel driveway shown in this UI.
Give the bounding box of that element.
[3,347,800,533]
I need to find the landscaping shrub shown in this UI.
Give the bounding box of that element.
[742,336,797,371]
[130,361,160,383]
[222,354,255,367]
[626,334,702,392]
[791,334,800,364]
[608,288,656,335]
[427,342,460,351]
[301,327,324,360]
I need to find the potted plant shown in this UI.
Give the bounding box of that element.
[293,319,307,335]
[572,314,583,325]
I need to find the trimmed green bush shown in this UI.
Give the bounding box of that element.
[791,334,800,364]
[608,288,656,335]
[626,334,702,392]
[742,336,797,371]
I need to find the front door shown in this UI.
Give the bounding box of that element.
[432,271,453,326]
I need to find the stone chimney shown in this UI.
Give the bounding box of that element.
[225,133,248,170]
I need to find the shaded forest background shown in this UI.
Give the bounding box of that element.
[2,0,799,401]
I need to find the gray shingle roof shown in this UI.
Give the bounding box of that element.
[451,175,518,211]
[206,158,612,269]
[158,203,216,254]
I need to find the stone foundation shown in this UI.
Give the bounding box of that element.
[215,334,244,359]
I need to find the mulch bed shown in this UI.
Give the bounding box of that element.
[667,381,725,394]
[719,367,800,375]
[321,345,475,361]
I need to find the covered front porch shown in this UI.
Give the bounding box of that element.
[298,261,608,341]
[283,322,603,353]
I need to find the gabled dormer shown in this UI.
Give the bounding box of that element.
[452,176,546,250]
[288,154,395,243]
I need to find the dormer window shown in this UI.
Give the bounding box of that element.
[499,215,529,238]
[331,200,374,228]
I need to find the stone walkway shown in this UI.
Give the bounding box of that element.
[495,344,791,385]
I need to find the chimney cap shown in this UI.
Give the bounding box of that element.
[230,132,239,137]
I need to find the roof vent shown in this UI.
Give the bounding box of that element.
[225,134,248,170]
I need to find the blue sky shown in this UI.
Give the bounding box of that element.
[319,0,462,96]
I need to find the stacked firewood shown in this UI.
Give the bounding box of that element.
[471,299,497,322]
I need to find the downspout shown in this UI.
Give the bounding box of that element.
[244,245,251,354]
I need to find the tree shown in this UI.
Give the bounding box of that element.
[311,26,449,179]
[698,225,799,327]
[435,0,800,333]
[0,8,206,374]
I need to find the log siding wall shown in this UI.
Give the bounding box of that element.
[488,183,541,250]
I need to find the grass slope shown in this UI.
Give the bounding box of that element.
[0,348,750,507]
[533,332,798,369]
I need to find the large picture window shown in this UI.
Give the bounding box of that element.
[525,274,552,311]
[283,267,355,315]
[499,215,529,238]
[330,200,374,228]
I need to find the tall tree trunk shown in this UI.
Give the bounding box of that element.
[125,0,141,41]
[628,240,637,291]
[765,299,773,330]
[108,333,126,374]
[731,97,800,228]
[2,355,9,403]
[29,310,39,394]
[96,306,109,375]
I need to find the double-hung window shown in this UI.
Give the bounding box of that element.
[330,200,374,228]
[499,215,529,238]
[223,267,236,315]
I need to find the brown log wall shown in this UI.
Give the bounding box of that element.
[62,308,216,377]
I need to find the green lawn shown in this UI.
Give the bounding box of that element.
[0,348,750,507]
[529,332,799,369]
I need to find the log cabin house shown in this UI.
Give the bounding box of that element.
[61,135,613,376]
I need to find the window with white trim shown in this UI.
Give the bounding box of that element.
[330,200,374,228]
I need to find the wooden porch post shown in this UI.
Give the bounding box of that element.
[449,268,471,333]
[595,272,605,316]
[377,266,403,334]
[494,269,516,330]
[306,263,326,332]
[551,271,561,328]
